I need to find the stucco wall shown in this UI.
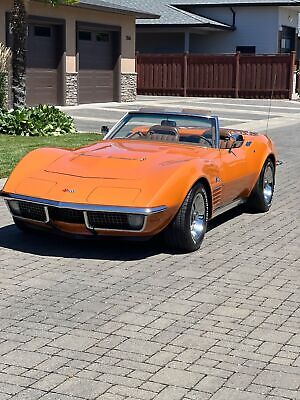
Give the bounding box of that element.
[0,0,136,73]
[278,6,299,29]
[190,6,279,54]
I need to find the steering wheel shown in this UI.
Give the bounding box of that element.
[198,135,213,147]
[126,131,145,139]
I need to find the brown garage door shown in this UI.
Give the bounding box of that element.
[27,23,63,106]
[78,26,120,104]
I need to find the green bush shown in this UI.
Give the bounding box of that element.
[0,105,77,136]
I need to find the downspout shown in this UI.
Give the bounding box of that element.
[230,7,236,30]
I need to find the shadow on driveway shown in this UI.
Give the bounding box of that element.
[0,206,245,260]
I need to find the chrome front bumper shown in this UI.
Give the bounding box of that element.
[1,192,167,233]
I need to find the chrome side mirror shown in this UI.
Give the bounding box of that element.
[229,133,244,152]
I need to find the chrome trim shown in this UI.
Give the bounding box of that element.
[213,115,220,149]
[1,193,167,215]
[212,198,246,218]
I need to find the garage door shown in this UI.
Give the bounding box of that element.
[78,26,120,104]
[27,23,63,106]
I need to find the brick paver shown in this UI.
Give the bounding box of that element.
[0,98,299,399]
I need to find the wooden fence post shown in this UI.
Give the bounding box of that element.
[183,53,188,97]
[235,52,240,98]
[288,51,296,100]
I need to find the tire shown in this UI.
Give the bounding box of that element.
[163,183,209,252]
[247,158,275,212]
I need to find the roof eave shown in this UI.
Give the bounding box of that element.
[73,3,159,19]
[137,23,233,30]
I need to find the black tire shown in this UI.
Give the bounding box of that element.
[163,183,209,252]
[247,158,275,212]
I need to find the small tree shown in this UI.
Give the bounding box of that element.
[10,0,77,109]
[0,43,11,109]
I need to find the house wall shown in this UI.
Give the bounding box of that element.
[0,0,137,104]
[137,32,185,53]
[189,6,279,54]
[278,6,299,29]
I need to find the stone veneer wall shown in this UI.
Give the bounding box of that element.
[0,73,9,109]
[120,72,137,102]
[65,73,78,106]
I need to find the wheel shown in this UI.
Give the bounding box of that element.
[247,158,275,212]
[163,183,208,252]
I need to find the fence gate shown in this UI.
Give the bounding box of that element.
[137,52,296,100]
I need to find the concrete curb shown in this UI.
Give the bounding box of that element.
[0,178,7,189]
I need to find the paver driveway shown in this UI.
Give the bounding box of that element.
[0,97,299,399]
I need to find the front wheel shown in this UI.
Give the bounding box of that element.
[163,183,208,252]
[247,158,275,212]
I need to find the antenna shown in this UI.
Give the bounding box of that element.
[266,72,277,136]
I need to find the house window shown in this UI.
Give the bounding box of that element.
[79,31,91,41]
[236,46,256,54]
[34,26,51,37]
[96,33,110,42]
[279,26,296,53]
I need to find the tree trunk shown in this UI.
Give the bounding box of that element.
[11,0,27,109]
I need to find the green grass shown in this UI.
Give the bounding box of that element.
[0,133,102,178]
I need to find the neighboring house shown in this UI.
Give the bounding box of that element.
[106,0,300,56]
[0,0,156,106]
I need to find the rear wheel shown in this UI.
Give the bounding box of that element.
[163,183,208,252]
[247,158,275,212]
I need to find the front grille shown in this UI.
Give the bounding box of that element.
[8,199,145,232]
[87,211,141,231]
[9,201,47,222]
[49,207,85,224]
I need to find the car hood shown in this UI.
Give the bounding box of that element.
[45,140,203,179]
[7,140,213,207]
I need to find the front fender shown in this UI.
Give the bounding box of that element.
[147,159,216,212]
[3,147,68,194]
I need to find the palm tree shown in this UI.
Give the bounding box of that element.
[10,0,77,109]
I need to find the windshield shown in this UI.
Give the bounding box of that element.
[108,113,216,148]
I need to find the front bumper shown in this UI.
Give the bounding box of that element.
[0,192,168,236]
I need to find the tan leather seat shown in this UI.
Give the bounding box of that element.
[148,125,179,142]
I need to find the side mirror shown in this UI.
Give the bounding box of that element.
[101,125,109,135]
[229,133,244,152]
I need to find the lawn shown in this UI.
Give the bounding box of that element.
[0,133,101,178]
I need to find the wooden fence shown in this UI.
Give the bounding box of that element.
[137,52,296,99]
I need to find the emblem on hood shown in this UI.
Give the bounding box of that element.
[63,188,75,193]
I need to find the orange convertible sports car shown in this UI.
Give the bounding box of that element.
[0,109,277,252]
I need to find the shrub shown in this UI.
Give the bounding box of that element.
[0,105,77,136]
[0,43,11,110]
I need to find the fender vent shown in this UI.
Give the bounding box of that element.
[212,186,222,210]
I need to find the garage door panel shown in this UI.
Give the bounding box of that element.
[25,22,63,106]
[77,26,120,104]
[27,69,58,106]
[79,71,114,104]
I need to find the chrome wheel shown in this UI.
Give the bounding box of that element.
[263,163,274,204]
[190,192,206,243]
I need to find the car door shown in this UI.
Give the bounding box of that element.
[219,144,250,205]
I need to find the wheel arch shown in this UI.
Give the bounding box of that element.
[267,153,276,169]
[190,177,213,220]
